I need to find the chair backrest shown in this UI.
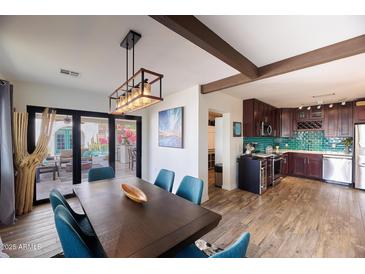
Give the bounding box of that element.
[54,205,104,258]
[211,232,250,258]
[176,176,204,205]
[88,166,115,182]
[154,169,175,192]
[49,189,76,218]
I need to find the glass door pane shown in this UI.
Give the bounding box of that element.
[80,116,109,182]
[115,119,137,178]
[35,114,73,201]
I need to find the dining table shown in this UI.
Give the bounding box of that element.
[73,177,222,258]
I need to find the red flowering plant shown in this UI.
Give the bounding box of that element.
[117,127,136,145]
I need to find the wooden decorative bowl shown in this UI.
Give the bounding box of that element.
[121,184,148,203]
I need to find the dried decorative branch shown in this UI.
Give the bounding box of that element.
[13,108,56,215]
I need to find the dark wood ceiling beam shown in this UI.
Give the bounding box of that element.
[201,34,365,94]
[150,15,258,79]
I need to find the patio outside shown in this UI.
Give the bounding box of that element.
[35,114,137,200]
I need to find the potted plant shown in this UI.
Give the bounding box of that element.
[342,137,353,154]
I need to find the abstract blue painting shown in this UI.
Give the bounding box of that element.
[159,107,183,148]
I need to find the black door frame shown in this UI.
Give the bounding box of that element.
[27,105,142,205]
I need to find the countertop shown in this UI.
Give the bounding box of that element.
[276,149,352,157]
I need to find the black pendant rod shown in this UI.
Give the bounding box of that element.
[126,41,129,90]
[132,34,135,86]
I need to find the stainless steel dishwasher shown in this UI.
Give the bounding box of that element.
[323,154,352,185]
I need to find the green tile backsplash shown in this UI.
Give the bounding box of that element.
[244,131,351,153]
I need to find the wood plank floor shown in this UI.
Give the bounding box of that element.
[1,176,365,257]
[203,176,365,258]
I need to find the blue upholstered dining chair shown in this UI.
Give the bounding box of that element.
[54,205,106,258]
[49,189,95,236]
[88,166,115,182]
[176,175,204,205]
[175,232,251,258]
[154,169,175,192]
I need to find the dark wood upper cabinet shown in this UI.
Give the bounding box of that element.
[324,103,353,137]
[323,104,338,137]
[279,108,293,137]
[243,99,276,137]
[354,100,365,124]
[338,102,353,137]
[243,99,255,137]
[296,109,310,121]
[243,100,354,138]
[295,107,323,121]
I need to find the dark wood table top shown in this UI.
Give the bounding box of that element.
[73,177,221,258]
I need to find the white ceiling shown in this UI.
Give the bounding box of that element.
[0,16,237,95]
[197,15,365,66]
[1,15,365,107]
[222,53,365,108]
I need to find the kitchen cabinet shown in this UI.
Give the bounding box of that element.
[278,108,293,137]
[208,125,215,149]
[288,153,323,179]
[243,99,276,137]
[323,104,338,137]
[296,109,310,121]
[338,102,353,137]
[306,154,323,179]
[294,107,324,131]
[324,103,353,137]
[289,153,307,177]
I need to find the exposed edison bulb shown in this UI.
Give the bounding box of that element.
[341,101,346,106]
[142,83,152,105]
[307,106,311,110]
[317,105,321,109]
[131,88,141,107]
[329,104,333,108]
[298,106,303,110]
[120,95,126,107]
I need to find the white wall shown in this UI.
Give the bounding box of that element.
[199,91,243,195]
[146,86,200,193]
[146,86,243,202]
[11,80,150,181]
[12,80,109,113]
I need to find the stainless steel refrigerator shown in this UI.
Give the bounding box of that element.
[355,124,365,189]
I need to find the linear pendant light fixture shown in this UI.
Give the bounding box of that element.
[109,30,163,114]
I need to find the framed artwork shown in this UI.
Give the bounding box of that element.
[233,122,242,137]
[158,106,184,148]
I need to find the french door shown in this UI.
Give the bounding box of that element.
[27,106,142,204]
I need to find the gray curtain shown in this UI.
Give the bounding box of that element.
[0,80,15,225]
